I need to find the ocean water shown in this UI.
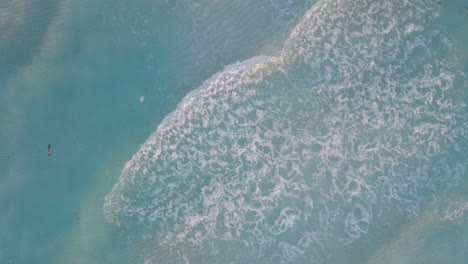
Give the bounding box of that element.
[0,0,467,263]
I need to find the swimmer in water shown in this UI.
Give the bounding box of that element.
[48,144,51,156]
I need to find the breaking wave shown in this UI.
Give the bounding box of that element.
[103,0,467,262]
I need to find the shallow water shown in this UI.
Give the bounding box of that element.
[1,0,467,263]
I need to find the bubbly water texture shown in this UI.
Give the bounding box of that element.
[104,0,467,262]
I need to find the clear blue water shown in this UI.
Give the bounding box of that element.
[1,0,467,263]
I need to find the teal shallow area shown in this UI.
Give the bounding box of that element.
[0,0,467,263]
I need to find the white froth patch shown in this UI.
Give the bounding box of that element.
[442,202,468,222]
[404,23,424,34]
[269,208,301,235]
[343,204,372,243]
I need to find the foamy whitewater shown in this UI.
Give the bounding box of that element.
[103,0,467,263]
[1,0,466,263]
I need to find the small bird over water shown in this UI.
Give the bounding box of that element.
[48,144,51,157]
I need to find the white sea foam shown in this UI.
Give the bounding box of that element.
[103,0,467,262]
[442,201,468,222]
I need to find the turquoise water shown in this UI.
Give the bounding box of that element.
[1,0,467,263]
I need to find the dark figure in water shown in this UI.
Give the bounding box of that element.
[48,144,51,156]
